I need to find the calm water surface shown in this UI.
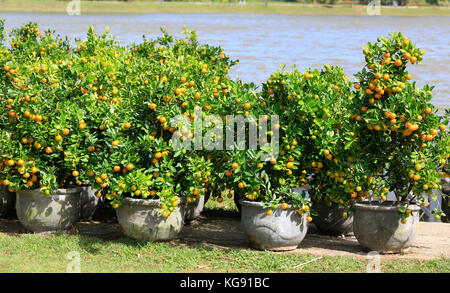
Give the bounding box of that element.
[1,13,449,108]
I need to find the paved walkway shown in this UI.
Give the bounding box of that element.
[0,212,449,260]
[177,213,450,260]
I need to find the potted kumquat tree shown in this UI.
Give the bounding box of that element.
[260,65,356,236]
[344,32,449,252]
[79,28,237,241]
[212,68,348,250]
[0,22,90,233]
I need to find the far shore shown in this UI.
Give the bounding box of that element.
[0,1,449,16]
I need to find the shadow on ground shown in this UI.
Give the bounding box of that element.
[1,208,449,260]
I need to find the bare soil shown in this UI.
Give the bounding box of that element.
[1,209,449,260]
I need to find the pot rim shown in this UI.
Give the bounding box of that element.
[120,195,185,207]
[17,186,83,196]
[239,199,302,211]
[354,201,420,212]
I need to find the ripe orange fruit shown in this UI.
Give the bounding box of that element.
[217,197,223,203]
[404,52,411,59]
[72,170,79,177]
[45,147,53,154]
[112,140,119,147]
[395,59,402,66]
[126,164,134,170]
[232,163,239,170]
[410,56,417,64]
[62,128,70,135]
[286,162,294,169]
[281,203,288,209]
[149,103,156,110]
[383,74,390,81]
[266,209,273,216]
[306,216,312,222]
[244,103,251,110]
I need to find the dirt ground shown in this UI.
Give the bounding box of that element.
[0,209,449,261]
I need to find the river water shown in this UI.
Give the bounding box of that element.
[1,13,449,108]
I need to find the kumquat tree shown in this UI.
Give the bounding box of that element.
[343,31,449,221]
[0,15,449,260]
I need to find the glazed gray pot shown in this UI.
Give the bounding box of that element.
[16,187,82,233]
[0,187,16,217]
[116,197,186,241]
[240,200,308,251]
[79,185,99,220]
[353,201,420,253]
[311,200,353,235]
[185,195,205,222]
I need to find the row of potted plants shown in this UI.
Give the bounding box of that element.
[0,20,448,252]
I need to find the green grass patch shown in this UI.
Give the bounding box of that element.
[204,191,239,213]
[0,233,448,273]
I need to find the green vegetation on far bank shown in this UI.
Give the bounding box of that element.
[0,0,449,16]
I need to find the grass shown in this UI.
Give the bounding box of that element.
[0,233,449,273]
[204,190,239,213]
[0,0,449,16]
[0,195,449,273]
